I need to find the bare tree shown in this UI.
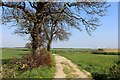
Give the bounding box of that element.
[1,1,110,59]
[43,24,71,51]
[25,43,32,49]
[42,13,71,51]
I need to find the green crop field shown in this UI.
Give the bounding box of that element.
[2,48,28,59]
[52,48,119,79]
[1,48,119,79]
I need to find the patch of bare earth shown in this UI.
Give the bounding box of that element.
[53,54,92,79]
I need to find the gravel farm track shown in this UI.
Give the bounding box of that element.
[53,54,92,79]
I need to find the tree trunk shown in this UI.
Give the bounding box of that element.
[47,44,50,51]
[31,2,47,58]
[47,39,52,51]
[31,24,42,58]
[31,21,43,58]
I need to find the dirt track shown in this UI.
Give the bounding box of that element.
[53,54,92,78]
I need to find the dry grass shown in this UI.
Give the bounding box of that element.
[103,49,120,52]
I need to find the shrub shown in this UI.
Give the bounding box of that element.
[98,48,104,51]
[91,51,106,54]
[91,51,120,55]
[15,51,52,71]
[92,72,108,80]
[2,49,55,78]
[108,61,120,79]
[25,43,32,50]
[92,61,120,80]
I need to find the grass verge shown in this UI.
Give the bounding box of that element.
[1,48,56,78]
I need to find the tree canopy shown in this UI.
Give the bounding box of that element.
[1,1,110,57]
